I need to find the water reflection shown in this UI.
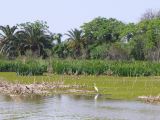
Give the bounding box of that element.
[0,94,160,120]
[4,95,44,104]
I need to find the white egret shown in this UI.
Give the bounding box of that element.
[94,94,99,100]
[94,83,98,92]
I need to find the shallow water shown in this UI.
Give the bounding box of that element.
[0,94,160,120]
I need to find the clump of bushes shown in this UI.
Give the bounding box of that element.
[52,59,160,76]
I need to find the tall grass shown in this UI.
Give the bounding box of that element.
[16,60,47,76]
[0,60,21,72]
[52,59,160,76]
[0,59,160,76]
[0,60,47,76]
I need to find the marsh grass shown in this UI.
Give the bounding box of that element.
[0,60,47,76]
[0,59,160,76]
[52,59,160,76]
[0,72,160,100]
[16,61,47,76]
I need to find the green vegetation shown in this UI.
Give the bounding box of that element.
[0,60,19,72]
[0,59,160,76]
[0,9,160,61]
[16,61,47,76]
[0,9,160,100]
[0,60,47,75]
[52,59,160,76]
[0,72,160,99]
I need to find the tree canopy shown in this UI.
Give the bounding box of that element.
[1,10,160,61]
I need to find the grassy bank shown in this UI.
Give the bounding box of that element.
[0,72,160,100]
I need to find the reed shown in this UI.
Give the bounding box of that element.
[0,60,47,76]
[52,59,160,76]
[0,59,160,76]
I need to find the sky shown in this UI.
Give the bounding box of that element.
[1,0,160,34]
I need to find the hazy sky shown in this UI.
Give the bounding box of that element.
[1,0,160,33]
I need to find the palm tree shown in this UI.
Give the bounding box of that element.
[53,42,69,58]
[65,28,85,58]
[53,33,70,58]
[53,33,62,44]
[0,25,19,58]
[17,21,53,58]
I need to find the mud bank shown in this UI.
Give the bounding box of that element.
[138,96,160,104]
[0,81,94,96]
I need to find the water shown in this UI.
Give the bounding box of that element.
[0,94,160,120]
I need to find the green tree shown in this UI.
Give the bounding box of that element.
[17,21,53,58]
[65,28,85,58]
[0,25,19,58]
[81,17,125,45]
[53,33,62,44]
[120,23,136,43]
[130,34,145,60]
[81,17,127,59]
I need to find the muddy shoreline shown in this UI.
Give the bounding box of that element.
[138,96,160,104]
[0,81,94,96]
